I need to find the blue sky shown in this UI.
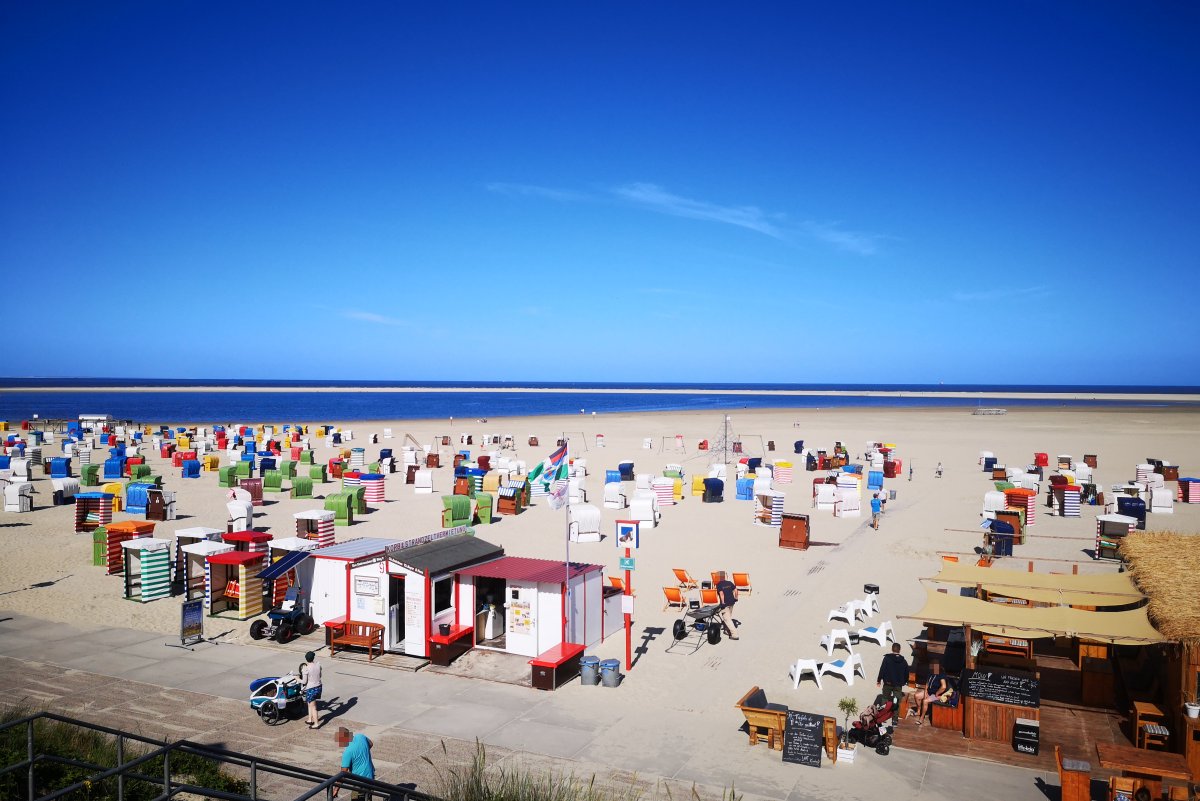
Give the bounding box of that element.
[2,2,1198,384]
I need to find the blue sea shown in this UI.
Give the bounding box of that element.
[1,379,1197,423]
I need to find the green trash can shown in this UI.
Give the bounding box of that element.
[92,528,107,567]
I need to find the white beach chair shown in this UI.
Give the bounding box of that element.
[819,628,854,657]
[819,654,866,686]
[603,483,627,510]
[226,499,253,530]
[789,658,823,690]
[414,469,433,494]
[569,478,587,504]
[635,473,653,491]
[568,503,602,543]
[857,621,895,647]
[707,464,727,481]
[1151,487,1174,514]
[630,491,660,528]
[834,490,861,517]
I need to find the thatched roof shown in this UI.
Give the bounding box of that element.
[1119,531,1200,643]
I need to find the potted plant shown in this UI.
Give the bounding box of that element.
[836,697,859,762]
[1185,690,1200,720]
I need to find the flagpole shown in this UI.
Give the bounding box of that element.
[563,434,571,642]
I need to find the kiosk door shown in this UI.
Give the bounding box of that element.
[504,581,538,657]
[388,575,405,651]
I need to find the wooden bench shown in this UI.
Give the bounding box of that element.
[330,620,385,661]
[734,686,787,750]
[529,642,585,690]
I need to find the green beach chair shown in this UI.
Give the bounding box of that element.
[310,465,328,482]
[325,492,354,526]
[291,476,313,499]
[218,465,237,488]
[994,481,1015,491]
[299,450,314,464]
[263,470,284,493]
[280,460,296,478]
[442,495,472,528]
[92,527,107,566]
[81,464,101,487]
[352,485,367,514]
[131,464,152,481]
[368,462,381,474]
[235,460,253,478]
[474,493,493,525]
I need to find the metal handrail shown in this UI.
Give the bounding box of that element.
[1,711,438,801]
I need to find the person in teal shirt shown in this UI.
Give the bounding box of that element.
[333,727,374,799]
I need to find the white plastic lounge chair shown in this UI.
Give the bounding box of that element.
[819,653,866,686]
[789,658,823,690]
[819,628,854,657]
[857,620,895,647]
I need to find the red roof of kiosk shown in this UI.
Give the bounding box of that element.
[207,550,266,566]
[224,531,273,544]
[456,556,601,584]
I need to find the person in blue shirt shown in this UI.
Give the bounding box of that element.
[333,726,374,799]
[870,495,882,529]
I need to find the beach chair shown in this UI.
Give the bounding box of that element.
[733,572,752,595]
[857,621,895,647]
[618,461,635,481]
[442,496,472,528]
[630,491,660,528]
[789,658,822,690]
[414,470,433,494]
[609,576,625,591]
[700,588,720,605]
[702,477,724,503]
[828,605,860,625]
[663,586,687,611]
[569,478,587,504]
[474,493,493,525]
[673,569,699,591]
[819,628,854,657]
[603,482,627,510]
[819,654,866,686]
[567,502,601,543]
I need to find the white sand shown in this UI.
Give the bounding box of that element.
[2,405,1198,782]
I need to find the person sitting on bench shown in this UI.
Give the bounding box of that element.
[909,674,953,726]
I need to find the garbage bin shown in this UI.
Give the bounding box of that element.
[599,659,622,687]
[888,489,897,501]
[580,656,600,686]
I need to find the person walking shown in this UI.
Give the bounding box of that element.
[332,726,374,800]
[714,572,739,640]
[870,494,882,529]
[876,642,909,724]
[301,650,322,728]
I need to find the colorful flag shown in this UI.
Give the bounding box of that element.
[528,443,568,488]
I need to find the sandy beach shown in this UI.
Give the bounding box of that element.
[2,405,1198,797]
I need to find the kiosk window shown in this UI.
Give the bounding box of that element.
[433,577,453,614]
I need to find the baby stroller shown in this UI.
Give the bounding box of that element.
[249,671,302,725]
[847,694,895,755]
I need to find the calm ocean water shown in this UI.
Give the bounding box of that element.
[1,380,1196,423]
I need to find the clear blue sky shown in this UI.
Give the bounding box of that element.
[3,2,1198,384]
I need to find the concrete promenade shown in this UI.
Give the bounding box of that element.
[0,611,1060,801]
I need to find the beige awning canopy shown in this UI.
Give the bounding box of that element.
[926,562,1146,607]
[900,588,1167,645]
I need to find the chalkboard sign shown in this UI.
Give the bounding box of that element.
[782,710,823,767]
[963,668,1039,708]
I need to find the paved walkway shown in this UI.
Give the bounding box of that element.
[0,610,1064,801]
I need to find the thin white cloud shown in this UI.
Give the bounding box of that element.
[485,182,593,203]
[485,180,886,255]
[800,221,885,256]
[951,286,1050,303]
[342,309,409,327]
[612,182,782,239]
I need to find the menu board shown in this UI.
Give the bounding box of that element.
[963,668,1039,708]
[782,710,823,767]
